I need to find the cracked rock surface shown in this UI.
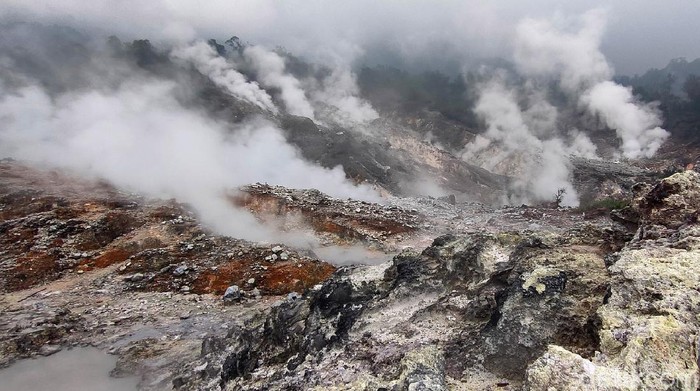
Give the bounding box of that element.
[525,171,700,391]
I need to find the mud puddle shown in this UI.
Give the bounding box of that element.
[0,347,138,391]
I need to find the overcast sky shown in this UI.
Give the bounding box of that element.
[1,0,698,75]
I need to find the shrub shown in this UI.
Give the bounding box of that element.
[577,198,631,213]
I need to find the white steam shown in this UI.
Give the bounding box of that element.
[313,245,393,266]
[463,79,582,206]
[514,9,669,158]
[308,68,379,126]
[243,46,316,119]
[171,41,377,126]
[464,9,669,205]
[582,81,667,158]
[171,41,277,112]
[0,80,380,242]
[514,10,611,91]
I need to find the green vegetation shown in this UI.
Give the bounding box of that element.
[577,198,631,212]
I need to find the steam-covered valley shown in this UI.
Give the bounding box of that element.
[2,3,700,390]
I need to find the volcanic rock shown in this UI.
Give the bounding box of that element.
[525,170,700,390]
[184,226,620,390]
[222,285,241,302]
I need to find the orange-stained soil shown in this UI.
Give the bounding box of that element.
[0,160,426,298]
[6,251,60,292]
[193,258,335,296]
[82,248,135,270]
[233,185,418,247]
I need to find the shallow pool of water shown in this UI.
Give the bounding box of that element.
[0,347,138,391]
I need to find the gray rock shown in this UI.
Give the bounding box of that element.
[194,362,208,373]
[223,285,241,302]
[437,194,456,205]
[526,345,639,391]
[525,171,700,390]
[264,254,279,262]
[173,265,189,276]
[398,346,448,391]
[38,344,62,356]
[124,273,144,282]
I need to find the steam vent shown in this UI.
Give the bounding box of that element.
[2,2,700,390]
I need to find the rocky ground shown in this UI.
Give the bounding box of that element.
[1,157,699,390]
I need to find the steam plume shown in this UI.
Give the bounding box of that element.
[308,68,379,126]
[582,81,667,158]
[243,46,316,119]
[171,41,277,112]
[0,80,380,242]
[514,9,669,158]
[463,9,670,206]
[463,79,581,206]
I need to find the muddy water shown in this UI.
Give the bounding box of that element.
[0,348,138,391]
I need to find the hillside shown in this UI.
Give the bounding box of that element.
[1,13,700,391]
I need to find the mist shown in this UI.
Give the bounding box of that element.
[582,81,668,158]
[2,1,698,75]
[514,9,669,159]
[243,46,316,119]
[313,245,394,266]
[463,78,585,206]
[306,68,379,127]
[0,78,380,243]
[169,39,377,128]
[0,3,689,217]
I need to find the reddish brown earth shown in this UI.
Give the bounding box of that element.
[0,160,337,296]
[0,159,419,388]
[193,258,335,296]
[234,183,420,247]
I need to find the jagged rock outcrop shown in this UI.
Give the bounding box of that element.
[179,172,700,390]
[180,223,627,390]
[525,170,700,390]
